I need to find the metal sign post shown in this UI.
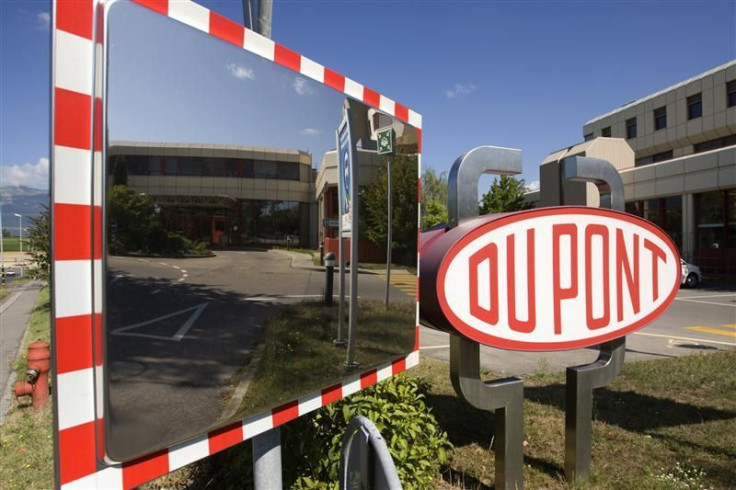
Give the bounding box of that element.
[446,146,525,490]
[337,108,359,367]
[377,127,394,307]
[559,156,627,482]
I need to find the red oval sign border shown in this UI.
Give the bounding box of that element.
[436,207,681,351]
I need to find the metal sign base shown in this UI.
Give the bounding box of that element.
[565,337,625,481]
[560,156,627,482]
[450,335,524,489]
[445,146,526,490]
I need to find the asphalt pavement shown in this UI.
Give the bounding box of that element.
[0,278,42,424]
[104,249,415,460]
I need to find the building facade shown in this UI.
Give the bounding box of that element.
[531,60,736,276]
[109,142,318,248]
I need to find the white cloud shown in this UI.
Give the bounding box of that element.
[37,12,50,30]
[445,83,476,99]
[301,128,321,136]
[226,63,254,80]
[1,157,49,189]
[526,180,540,192]
[293,77,314,96]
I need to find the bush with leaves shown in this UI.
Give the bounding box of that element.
[284,374,452,489]
[26,205,50,282]
[202,375,452,489]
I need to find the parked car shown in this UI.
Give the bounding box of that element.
[680,259,702,288]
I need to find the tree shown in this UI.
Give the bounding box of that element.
[421,167,449,229]
[2,228,10,238]
[479,175,533,214]
[26,205,50,281]
[360,151,418,266]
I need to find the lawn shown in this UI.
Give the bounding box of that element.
[1,237,26,252]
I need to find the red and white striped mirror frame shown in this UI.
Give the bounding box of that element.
[51,1,422,487]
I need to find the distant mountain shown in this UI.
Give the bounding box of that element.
[0,186,49,236]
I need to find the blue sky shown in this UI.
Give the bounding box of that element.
[1,0,734,192]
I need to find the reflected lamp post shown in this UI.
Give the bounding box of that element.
[14,213,23,253]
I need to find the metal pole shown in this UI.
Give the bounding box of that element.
[345,146,359,369]
[384,156,392,307]
[252,427,282,490]
[245,4,283,489]
[15,214,23,253]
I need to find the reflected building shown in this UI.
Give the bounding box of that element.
[315,101,419,262]
[108,142,318,248]
[528,60,736,277]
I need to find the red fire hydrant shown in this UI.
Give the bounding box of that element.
[14,340,51,409]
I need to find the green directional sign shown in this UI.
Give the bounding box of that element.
[377,127,393,155]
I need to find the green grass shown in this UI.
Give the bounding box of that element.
[0,286,53,490]
[236,300,416,416]
[412,353,736,489]
[1,237,26,252]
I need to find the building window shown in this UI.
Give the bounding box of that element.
[687,93,702,120]
[626,118,637,139]
[601,126,611,137]
[635,150,673,167]
[584,133,593,141]
[693,134,736,153]
[654,106,667,130]
[727,80,736,107]
[626,197,682,250]
[694,190,736,275]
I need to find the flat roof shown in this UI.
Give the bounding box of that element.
[585,59,736,126]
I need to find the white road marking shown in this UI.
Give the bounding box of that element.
[172,265,180,270]
[674,298,736,308]
[419,345,450,351]
[159,262,168,266]
[632,331,734,347]
[676,293,736,299]
[109,273,127,286]
[180,270,187,274]
[150,289,161,295]
[111,303,209,341]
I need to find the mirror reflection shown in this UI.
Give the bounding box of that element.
[105,2,418,462]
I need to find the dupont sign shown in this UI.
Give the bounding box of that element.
[420,207,680,351]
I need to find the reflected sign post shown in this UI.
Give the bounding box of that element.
[377,127,394,307]
[337,110,359,368]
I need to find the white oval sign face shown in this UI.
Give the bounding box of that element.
[437,207,680,351]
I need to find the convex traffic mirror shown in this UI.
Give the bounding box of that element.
[103,1,419,461]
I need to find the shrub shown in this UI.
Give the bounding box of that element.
[284,374,452,489]
[204,375,452,489]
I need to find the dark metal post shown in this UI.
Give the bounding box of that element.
[447,146,525,490]
[324,252,335,306]
[385,156,392,307]
[319,240,324,265]
[559,156,627,482]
